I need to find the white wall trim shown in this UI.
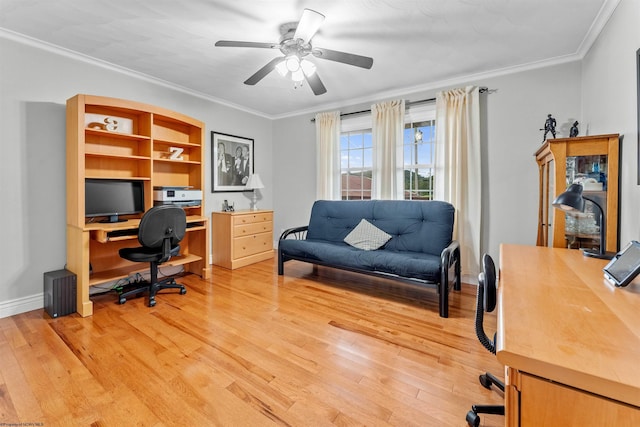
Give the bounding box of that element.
[576,0,621,57]
[0,293,43,319]
[463,274,478,287]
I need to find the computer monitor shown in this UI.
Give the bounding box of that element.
[85,178,145,223]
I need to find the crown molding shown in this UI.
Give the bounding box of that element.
[575,0,621,57]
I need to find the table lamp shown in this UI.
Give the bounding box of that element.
[245,173,264,211]
[552,183,613,259]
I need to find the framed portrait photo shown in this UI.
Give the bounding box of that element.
[212,132,254,192]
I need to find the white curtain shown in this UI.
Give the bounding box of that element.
[315,111,341,200]
[435,86,482,279]
[372,100,405,199]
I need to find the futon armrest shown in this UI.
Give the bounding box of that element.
[279,226,309,241]
[441,239,461,289]
[278,225,309,275]
[439,240,461,317]
[441,240,460,268]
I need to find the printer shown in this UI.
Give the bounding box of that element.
[153,187,202,207]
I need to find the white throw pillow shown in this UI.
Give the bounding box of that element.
[344,219,392,250]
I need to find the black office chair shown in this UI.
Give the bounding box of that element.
[118,205,187,307]
[466,254,505,427]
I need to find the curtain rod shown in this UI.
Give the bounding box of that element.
[310,86,489,123]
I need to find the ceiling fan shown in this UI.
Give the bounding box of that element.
[215,8,374,95]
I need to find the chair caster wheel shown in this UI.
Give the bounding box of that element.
[148,298,156,307]
[180,287,186,295]
[480,374,492,389]
[119,297,126,305]
[466,410,480,427]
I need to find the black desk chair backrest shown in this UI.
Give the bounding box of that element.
[466,253,505,427]
[118,205,187,307]
[137,204,186,262]
[475,253,497,354]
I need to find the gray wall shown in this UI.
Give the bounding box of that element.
[582,0,640,246]
[0,36,272,316]
[272,61,583,275]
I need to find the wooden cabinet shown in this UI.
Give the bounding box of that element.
[535,134,620,252]
[508,371,640,426]
[211,210,274,269]
[66,94,209,316]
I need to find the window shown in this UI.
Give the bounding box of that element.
[340,130,372,200]
[340,114,373,200]
[403,119,436,200]
[339,103,435,200]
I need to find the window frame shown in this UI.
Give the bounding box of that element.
[338,103,436,200]
[403,104,436,200]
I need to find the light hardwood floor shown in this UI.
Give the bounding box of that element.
[0,258,504,426]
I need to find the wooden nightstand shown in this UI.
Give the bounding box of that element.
[211,210,274,269]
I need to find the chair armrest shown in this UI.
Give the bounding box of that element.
[279,225,309,241]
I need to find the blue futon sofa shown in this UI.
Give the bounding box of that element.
[278,200,461,318]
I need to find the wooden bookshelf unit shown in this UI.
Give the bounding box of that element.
[66,94,209,317]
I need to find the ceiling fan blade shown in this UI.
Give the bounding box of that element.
[304,71,327,96]
[312,47,374,69]
[215,40,278,49]
[244,57,284,85]
[293,9,325,43]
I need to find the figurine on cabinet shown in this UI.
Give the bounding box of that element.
[570,121,579,137]
[540,114,557,141]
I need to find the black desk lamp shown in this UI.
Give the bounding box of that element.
[552,183,613,259]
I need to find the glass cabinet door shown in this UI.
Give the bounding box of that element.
[564,154,607,251]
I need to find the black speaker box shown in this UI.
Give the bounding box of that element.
[44,269,77,318]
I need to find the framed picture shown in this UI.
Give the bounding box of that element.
[212,132,254,192]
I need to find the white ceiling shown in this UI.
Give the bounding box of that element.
[0,0,618,118]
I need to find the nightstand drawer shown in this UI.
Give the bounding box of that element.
[233,212,273,226]
[233,232,273,258]
[234,221,273,237]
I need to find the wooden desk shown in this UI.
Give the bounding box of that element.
[497,244,640,426]
[67,215,209,317]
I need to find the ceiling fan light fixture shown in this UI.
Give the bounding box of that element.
[275,60,288,76]
[300,59,316,76]
[285,56,300,72]
[291,69,305,82]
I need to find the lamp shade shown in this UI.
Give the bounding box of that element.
[245,173,264,190]
[552,183,585,212]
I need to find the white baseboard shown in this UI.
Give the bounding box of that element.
[462,273,478,286]
[0,293,43,319]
